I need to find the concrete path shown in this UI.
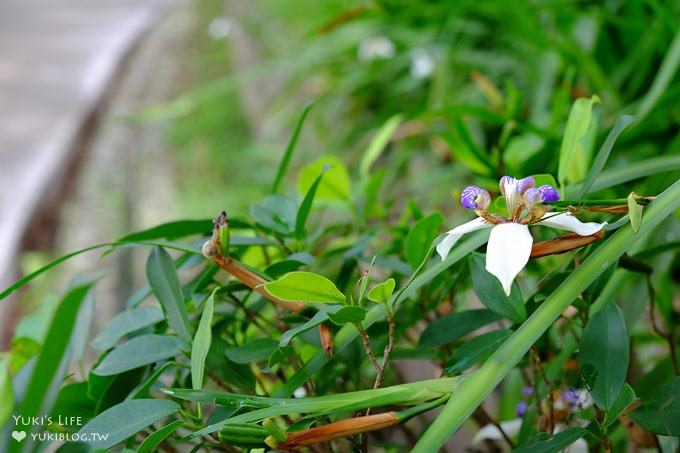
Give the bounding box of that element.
[0,0,170,332]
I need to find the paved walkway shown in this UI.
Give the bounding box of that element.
[0,0,170,329]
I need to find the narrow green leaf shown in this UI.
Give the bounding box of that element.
[444,330,512,374]
[630,376,680,435]
[579,303,629,410]
[271,103,313,194]
[78,399,179,449]
[94,335,185,376]
[469,253,526,323]
[558,95,600,185]
[367,278,396,304]
[91,307,164,351]
[225,338,279,364]
[359,114,403,178]
[0,358,13,426]
[278,307,340,347]
[295,170,325,239]
[11,283,93,451]
[127,362,177,400]
[635,30,680,123]
[576,115,635,199]
[406,213,444,268]
[146,247,191,342]
[117,219,213,242]
[419,309,501,348]
[263,271,345,304]
[602,383,636,430]
[137,419,184,453]
[191,290,215,390]
[628,192,643,234]
[513,428,588,453]
[297,155,351,201]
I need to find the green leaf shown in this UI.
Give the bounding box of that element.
[367,278,396,304]
[11,283,93,450]
[298,155,351,201]
[359,114,403,178]
[263,271,345,304]
[444,330,512,374]
[513,428,588,453]
[558,95,600,185]
[91,307,164,351]
[251,194,297,235]
[78,399,179,449]
[94,335,185,376]
[576,115,635,199]
[469,253,526,323]
[146,247,192,342]
[628,192,643,234]
[419,309,501,348]
[531,174,558,189]
[225,338,279,364]
[137,419,184,453]
[327,306,367,325]
[295,170,324,239]
[191,290,215,389]
[602,383,637,430]
[0,358,13,426]
[630,376,680,435]
[279,306,343,347]
[579,303,629,410]
[117,219,213,242]
[127,362,176,400]
[406,213,444,268]
[271,103,313,194]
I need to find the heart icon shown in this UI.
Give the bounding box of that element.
[11,431,26,442]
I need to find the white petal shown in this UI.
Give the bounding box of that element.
[472,418,522,444]
[486,223,533,295]
[436,217,490,260]
[536,213,605,236]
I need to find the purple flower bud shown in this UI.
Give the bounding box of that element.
[562,388,580,407]
[517,177,535,194]
[537,185,560,202]
[522,386,533,397]
[523,188,542,206]
[515,401,528,418]
[461,186,491,210]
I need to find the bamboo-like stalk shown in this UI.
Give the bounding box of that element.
[413,178,680,452]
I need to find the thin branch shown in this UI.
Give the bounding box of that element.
[357,325,381,372]
[531,347,555,434]
[373,309,396,389]
[475,405,515,449]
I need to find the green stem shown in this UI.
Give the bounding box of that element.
[413,178,680,452]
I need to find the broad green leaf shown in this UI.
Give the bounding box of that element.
[51,382,96,429]
[11,283,93,453]
[0,358,13,426]
[137,419,184,453]
[419,309,501,348]
[251,194,297,235]
[513,428,588,453]
[367,278,396,304]
[359,114,403,178]
[558,95,600,185]
[298,155,351,201]
[146,247,191,342]
[630,376,680,435]
[579,303,629,410]
[94,335,185,376]
[327,306,366,325]
[191,290,215,389]
[207,337,256,391]
[91,307,164,351]
[503,134,545,174]
[271,103,313,194]
[576,115,635,198]
[406,213,444,268]
[225,338,279,364]
[628,192,643,234]
[469,253,526,323]
[444,330,512,374]
[263,271,345,304]
[78,399,179,449]
[602,383,637,430]
[295,170,324,239]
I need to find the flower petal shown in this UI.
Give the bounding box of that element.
[472,418,522,444]
[486,223,533,295]
[436,217,490,260]
[536,213,605,236]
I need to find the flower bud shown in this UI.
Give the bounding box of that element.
[461,186,491,210]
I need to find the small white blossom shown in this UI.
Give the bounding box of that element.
[358,36,396,61]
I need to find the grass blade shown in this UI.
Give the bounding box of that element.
[271,103,314,194]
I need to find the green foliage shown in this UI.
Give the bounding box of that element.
[297,155,351,201]
[367,278,395,304]
[264,271,346,303]
[469,253,526,323]
[191,290,215,389]
[630,376,680,436]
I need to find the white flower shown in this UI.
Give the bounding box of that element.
[358,36,396,61]
[410,48,434,79]
[437,176,606,295]
[473,418,589,453]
